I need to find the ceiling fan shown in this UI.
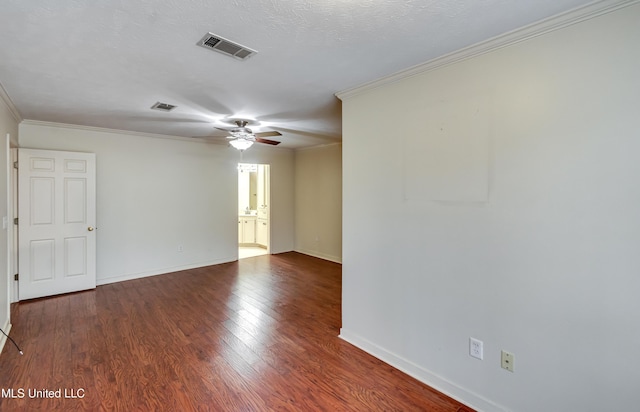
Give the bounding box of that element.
[215,119,282,151]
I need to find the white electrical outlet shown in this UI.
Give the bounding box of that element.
[501,350,515,372]
[469,338,483,360]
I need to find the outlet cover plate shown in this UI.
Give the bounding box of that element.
[469,338,483,360]
[501,350,515,372]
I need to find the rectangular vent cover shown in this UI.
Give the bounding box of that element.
[197,32,257,60]
[151,102,177,112]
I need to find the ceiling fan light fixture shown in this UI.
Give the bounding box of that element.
[213,119,282,148]
[229,138,254,151]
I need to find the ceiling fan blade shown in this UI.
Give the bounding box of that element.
[254,131,282,138]
[215,127,233,132]
[255,137,281,145]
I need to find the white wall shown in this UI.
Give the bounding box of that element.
[339,4,640,412]
[294,144,342,263]
[18,122,294,285]
[0,86,18,352]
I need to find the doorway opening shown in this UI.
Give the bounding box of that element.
[238,163,270,259]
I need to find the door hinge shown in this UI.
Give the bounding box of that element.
[13,161,18,169]
[14,274,18,281]
[13,217,18,225]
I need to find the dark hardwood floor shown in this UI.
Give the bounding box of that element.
[0,252,473,411]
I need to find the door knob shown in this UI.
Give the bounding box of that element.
[87,226,94,231]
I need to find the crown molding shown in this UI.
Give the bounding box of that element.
[20,119,201,142]
[336,0,639,100]
[19,119,296,150]
[0,82,23,123]
[294,141,342,152]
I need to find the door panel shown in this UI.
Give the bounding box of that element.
[64,237,86,277]
[31,178,55,224]
[30,240,55,281]
[65,178,87,223]
[18,149,96,300]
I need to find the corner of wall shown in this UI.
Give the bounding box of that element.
[0,82,22,125]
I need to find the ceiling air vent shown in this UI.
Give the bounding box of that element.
[151,102,177,112]
[197,32,257,61]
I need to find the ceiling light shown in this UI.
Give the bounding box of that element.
[229,138,254,151]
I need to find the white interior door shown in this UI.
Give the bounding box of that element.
[18,149,96,300]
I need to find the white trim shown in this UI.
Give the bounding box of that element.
[294,142,342,153]
[5,136,12,312]
[0,318,11,355]
[95,256,237,286]
[19,120,295,151]
[294,248,342,264]
[9,148,17,303]
[339,328,506,412]
[19,119,201,143]
[336,0,640,100]
[0,82,22,123]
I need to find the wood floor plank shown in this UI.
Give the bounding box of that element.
[0,252,474,411]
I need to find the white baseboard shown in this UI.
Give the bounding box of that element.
[339,328,506,412]
[96,256,237,286]
[294,248,342,264]
[0,317,11,355]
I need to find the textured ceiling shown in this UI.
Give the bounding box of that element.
[0,0,598,149]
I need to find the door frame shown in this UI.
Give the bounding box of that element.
[9,146,17,303]
[237,162,271,254]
